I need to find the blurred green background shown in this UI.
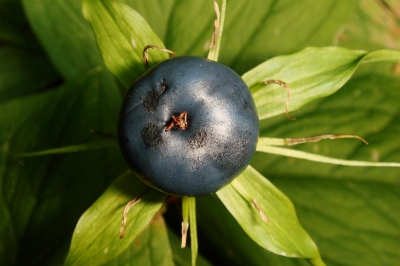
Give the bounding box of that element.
[1,0,399,265]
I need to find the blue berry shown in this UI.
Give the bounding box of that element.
[118,56,259,196]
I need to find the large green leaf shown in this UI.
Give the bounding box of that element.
[276,179,400,266]
[217,166,321,262]
[65,172,166,266]
[242,47,400,121]
[0,69,123,265]
[197,195,309,266]
[22,0,104,80]
[123,0,175,42]
[251,66,400,265]
[82,0,169,88]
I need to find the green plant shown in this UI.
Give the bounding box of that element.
[1,1,400,266]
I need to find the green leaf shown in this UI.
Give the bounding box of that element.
[217,166,321,261]
[162,1,357,73]
[104,213,174,266]
[161,1,214,58]
[252,66,400,265]
[280,179,400,266]
[222,1,359,74]
[361,49,400,64]
[0,69,123,265]
[122,0,175,42]
[182,197,198,266]
[22,0,104,81]
[0,46,60,102]
[0,0,61,103]
[82,0,168,88]
[17,140,118,157]
[197,195,311,266]
[0,0,32,46]
[64,171,166,266]
[242,47,400,120]
[257,139,400,168]
[338,0,400,51]
[243,47,364,120]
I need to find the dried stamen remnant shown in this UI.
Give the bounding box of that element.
[165,111,189,132]
[285,134,369,146]
[264,79,295,121]
[181,221,189,248]
[210,0,220,50]
[120,197,142,239]
[143,45,176,67]
[251,199,269,223]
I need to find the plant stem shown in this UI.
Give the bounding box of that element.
[189,197,198,266]
[181,197,198,266]
[207,0,227,61]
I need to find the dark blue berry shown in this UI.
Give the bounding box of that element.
[118,56,259,196]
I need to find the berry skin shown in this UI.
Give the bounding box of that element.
[118,56,259,196]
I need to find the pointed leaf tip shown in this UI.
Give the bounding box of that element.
[217,166,322,260]
[243,47,400,120]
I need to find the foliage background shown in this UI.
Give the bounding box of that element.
[1,0,399,265]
